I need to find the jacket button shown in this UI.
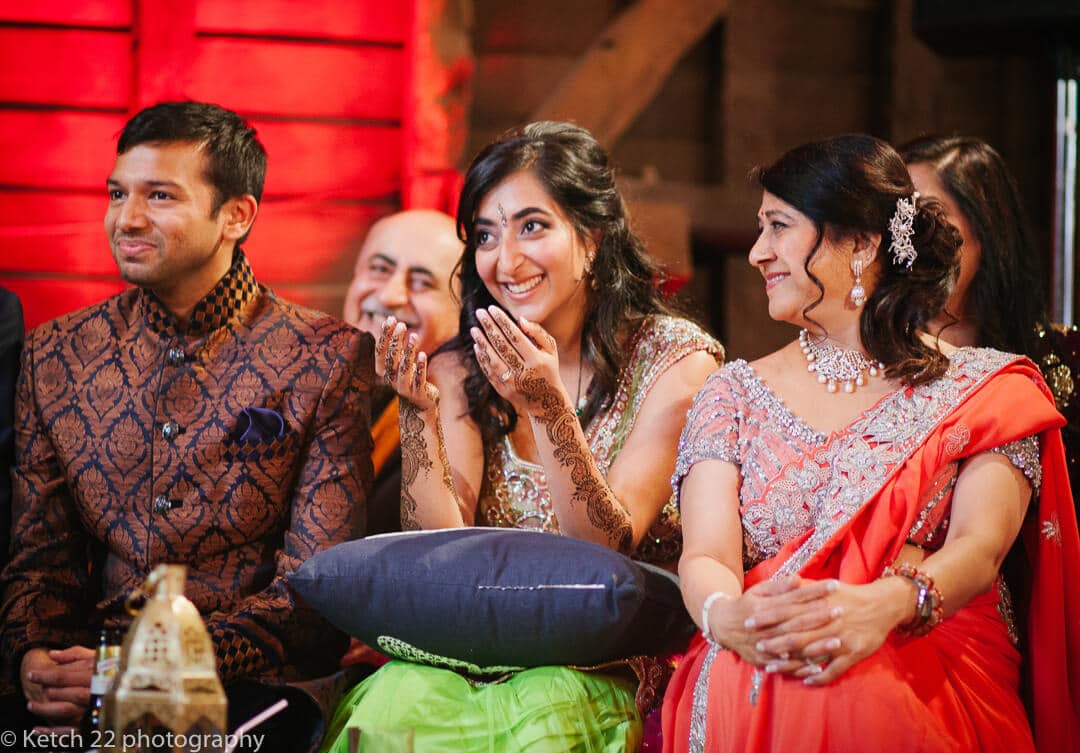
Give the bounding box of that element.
[166,348,186,366]
[153,495,173,514]
[161,421,181,441]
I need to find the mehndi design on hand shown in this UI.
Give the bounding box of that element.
[519,367,633,552]
[398,333,416,383]
[399,399,433,531]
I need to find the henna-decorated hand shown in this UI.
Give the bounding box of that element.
[476,306,631,551]
[472,306,569,417]
[376,316,439,410]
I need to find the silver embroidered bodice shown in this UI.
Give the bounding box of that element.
[674,350,1041,571]
[476,315,724,566]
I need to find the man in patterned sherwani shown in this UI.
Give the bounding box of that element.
[0,102,373,751]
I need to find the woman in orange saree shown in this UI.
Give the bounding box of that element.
[662,135,1080,753]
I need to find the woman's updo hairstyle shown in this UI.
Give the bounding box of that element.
[446,121,675,447]
[755,133,962,385]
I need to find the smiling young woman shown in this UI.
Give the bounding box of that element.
[383,121,723,560]
[320,121,724,753]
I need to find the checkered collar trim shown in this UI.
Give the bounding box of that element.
[141,250,259,336]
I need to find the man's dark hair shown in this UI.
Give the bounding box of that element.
[117,102,267,229]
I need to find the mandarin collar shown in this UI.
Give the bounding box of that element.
[141,249,259,337]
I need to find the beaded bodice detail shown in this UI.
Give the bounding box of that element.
[476,316,724,566]
[674,351,1041,572]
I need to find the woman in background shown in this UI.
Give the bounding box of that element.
[901,135,1080,498]
[663,134,1080,752]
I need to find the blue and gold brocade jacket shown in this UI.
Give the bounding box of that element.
[0,251,373,690]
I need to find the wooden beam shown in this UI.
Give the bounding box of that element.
[531,0,730,147]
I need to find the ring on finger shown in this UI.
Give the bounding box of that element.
[499,369,512,383]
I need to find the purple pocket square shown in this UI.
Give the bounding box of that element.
[235,407,286,443]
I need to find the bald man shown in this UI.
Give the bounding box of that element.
[344,210,462,534]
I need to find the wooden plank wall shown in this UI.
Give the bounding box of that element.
[470,0,713,184]
[0,0,410,329]
[717,0,1050,361]
[469,0,1048,361]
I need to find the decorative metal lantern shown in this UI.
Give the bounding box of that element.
[105,564,227,753]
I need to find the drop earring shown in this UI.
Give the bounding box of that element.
[850,258,866,307]
[586,252,598,289]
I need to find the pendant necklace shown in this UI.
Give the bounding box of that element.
[799,329,884,394]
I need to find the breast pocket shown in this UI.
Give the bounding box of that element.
[221,429,303,490]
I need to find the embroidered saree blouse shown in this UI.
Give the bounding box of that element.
[674,352,1041,572]
[476,315,723,566]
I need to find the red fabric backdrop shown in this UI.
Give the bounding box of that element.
[0,0,466,330]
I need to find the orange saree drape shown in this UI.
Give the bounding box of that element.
[662,358,1080,753]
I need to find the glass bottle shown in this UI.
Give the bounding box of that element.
[83,629,122,739]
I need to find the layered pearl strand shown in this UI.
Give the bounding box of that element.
[799,329,884,394]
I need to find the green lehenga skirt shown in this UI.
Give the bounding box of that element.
[320,661,642,753]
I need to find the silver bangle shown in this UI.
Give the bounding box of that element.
[701,590,733,645]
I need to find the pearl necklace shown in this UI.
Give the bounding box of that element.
[799,329,884,394]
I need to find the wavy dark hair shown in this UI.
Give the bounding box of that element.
[756,134,962,386]
[899,135,1051,359]
[442,121,678,447]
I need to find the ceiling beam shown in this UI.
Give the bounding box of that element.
[531,0,731,147]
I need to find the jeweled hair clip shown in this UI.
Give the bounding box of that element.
[888,191,919,269]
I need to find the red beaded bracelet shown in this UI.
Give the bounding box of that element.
[881,561,943,636]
